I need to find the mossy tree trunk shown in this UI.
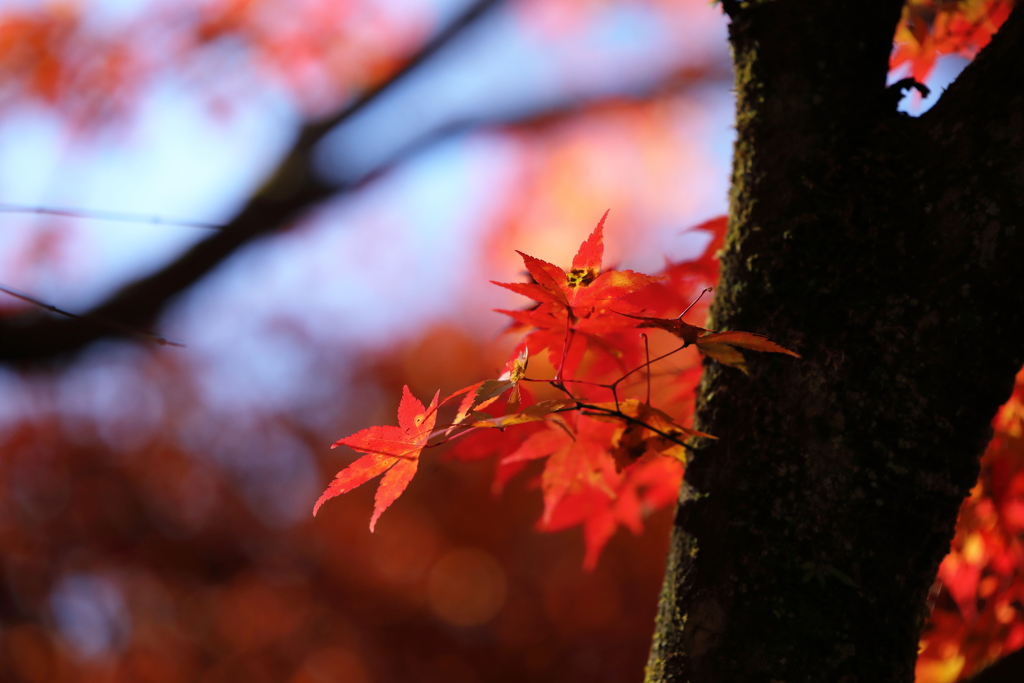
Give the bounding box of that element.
[646,2,1024,681]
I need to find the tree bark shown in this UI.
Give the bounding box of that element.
[647,2,1024,682]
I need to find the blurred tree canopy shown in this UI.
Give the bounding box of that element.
[0,1,1022,683]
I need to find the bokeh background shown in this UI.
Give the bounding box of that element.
[0,1,1016,682]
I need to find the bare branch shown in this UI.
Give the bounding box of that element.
[0,202,222,229]
[0,283,184,347]
[0,54,730,365]
[0,0,507,364]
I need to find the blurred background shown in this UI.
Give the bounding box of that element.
[0,1,1016,682]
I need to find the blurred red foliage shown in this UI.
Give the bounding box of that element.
[0,0,431,127]
[0,349,679,682]
[0,1,1022,682]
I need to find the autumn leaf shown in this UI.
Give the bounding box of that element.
[892,0,1012,82]
[540,454,683,570]
[620,313,800,374]
[695,330,801,374]
[467,399,575,429]
[542,483,641,571]
[621,217,725,323]
[313,385,439,531]
[492,212,662,373]
[501,415,618,524]
[447,348,530,433]
[497,211,658,311]
[586,399,714,467]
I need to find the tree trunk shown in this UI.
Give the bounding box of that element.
[646,2,1024,682]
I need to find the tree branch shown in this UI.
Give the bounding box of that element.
[0,0,506,364]
[0,58,730,365]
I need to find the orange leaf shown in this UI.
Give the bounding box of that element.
[617,312,706,345]
[698,330,801,356]
[314,385,439,531]
[493,214,661,319]
[468,399,575,429]
[501,415,618,524]
[696,330,801,374]
[621,312,800,374]
[493,214,662,374]
[570,208,606,278]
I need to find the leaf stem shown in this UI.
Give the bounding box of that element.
[678,286,713,319]
[610,344,687,391]
[576,402,695,452]
[556,314,575,381]
[641,333,651,405]
[520,377,609,388]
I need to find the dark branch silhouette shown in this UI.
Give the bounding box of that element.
[0,41,729,365]
[0,283,185,347]
[0,0,508,364]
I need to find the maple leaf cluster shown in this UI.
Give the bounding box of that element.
[314,213,800,568]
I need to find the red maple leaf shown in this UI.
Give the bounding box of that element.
[445,423,542,495]
[501,414,619,524]
[541,454,683,570]
[493,212,662,374]
[494,211,661,317]
[313,385,439,531]
[447,346,530,432]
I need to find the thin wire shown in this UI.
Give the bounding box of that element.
[0,283,185,347]
[0,202,223,230]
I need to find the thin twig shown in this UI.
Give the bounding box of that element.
[549,380,578,401]
[294,0,506,148]
[678,286,713,319]
[641,333,651,405]
[0,283,185,348]
[576,402,695,452]
[0,202,222,230]
[0,0,507,363]
[610,344,688,391]
[557,316,574,381]
[523,342,689,404]
[520,376,608,387]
